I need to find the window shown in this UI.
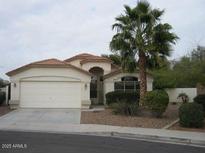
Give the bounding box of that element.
[122,76,138,81]
[114,76,139,91]
[114,82,124,90]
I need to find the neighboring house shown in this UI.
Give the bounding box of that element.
[6,53,153,109]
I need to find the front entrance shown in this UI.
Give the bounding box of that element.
[89,67,104,105]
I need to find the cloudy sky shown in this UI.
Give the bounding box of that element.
[0,0,205,79]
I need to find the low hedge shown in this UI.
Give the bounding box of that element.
[194,94,205,113]
[111,102,139,116]
[179,103,204,128]
[144,90,169,118]
[0,92,5,106]
[105,90,140,105]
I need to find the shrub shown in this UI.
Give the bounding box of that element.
[111,100,139,116]
[194,94,205,112]
[105,90,139,105]
[177,93,189,103]
[144,90,169,118]
[179,103,204,128]
[0,92,5,106]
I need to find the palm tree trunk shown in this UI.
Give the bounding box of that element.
[139,51,147,106]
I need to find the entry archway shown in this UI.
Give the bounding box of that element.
[89,67,104,105]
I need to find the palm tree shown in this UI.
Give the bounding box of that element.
[101,54,122,66]
[110,0,178,105]
[101,53,137,72]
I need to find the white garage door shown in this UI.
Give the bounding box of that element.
[20,81,81,108]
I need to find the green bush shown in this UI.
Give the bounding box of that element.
[144,90,169,118]
[179,103,204,128]
[194,94,205,112]
[105,90,139,105]
[0,92,5,106]
[111,100,139,116]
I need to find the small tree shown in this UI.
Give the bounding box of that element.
[144,90,169,118]
[177,93,189,103]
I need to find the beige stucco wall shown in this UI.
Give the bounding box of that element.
[9,67,91,108]
[165,88,197,102]
[82,62,111,75]
[104,72,153,104]
[69,59,82,68]
[68,60,112,75]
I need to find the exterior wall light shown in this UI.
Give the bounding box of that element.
[85,83,87,90]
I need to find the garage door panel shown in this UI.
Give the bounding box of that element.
[20,82,81,108]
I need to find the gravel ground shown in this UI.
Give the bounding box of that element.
[0,105,12,116]
[169,122,205,132]
[81,103,180,129]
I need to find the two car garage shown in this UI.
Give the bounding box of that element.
[20,81,81,108]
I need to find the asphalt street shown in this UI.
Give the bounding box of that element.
[0,131,205,153]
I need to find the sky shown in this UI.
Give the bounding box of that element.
[0,0,205,79]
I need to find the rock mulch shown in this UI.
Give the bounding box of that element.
[81,103,180,129]
[169,122,205,132]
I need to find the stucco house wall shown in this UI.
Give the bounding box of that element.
[82,62,111,75]
[67,60,112,75]
[69,59,82,68]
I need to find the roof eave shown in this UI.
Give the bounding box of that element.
[6,64,92,77]
[103,69,153,79]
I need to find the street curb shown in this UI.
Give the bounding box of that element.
[80,131,205,148]
[1,128,205,148]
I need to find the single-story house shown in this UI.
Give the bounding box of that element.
[6,53,153,109]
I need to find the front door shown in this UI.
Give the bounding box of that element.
[90,76,103,105]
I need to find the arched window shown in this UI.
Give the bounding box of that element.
[114,76,139,92]
[121,76,138,81]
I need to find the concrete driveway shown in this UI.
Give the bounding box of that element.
[0,109,81,130]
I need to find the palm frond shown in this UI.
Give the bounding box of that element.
[151,9,164,20]
[115,15,130,25]
[136,0,150,14]
[124,5,133,16]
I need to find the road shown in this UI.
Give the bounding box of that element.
[0,131,204,153]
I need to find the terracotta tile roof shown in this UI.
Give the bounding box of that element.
[31,58,67,65]
[6,58,91,76]
[103,69,123,79]
[64,53,112,64]
[103,68,153,79]
[80,58,112,64]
